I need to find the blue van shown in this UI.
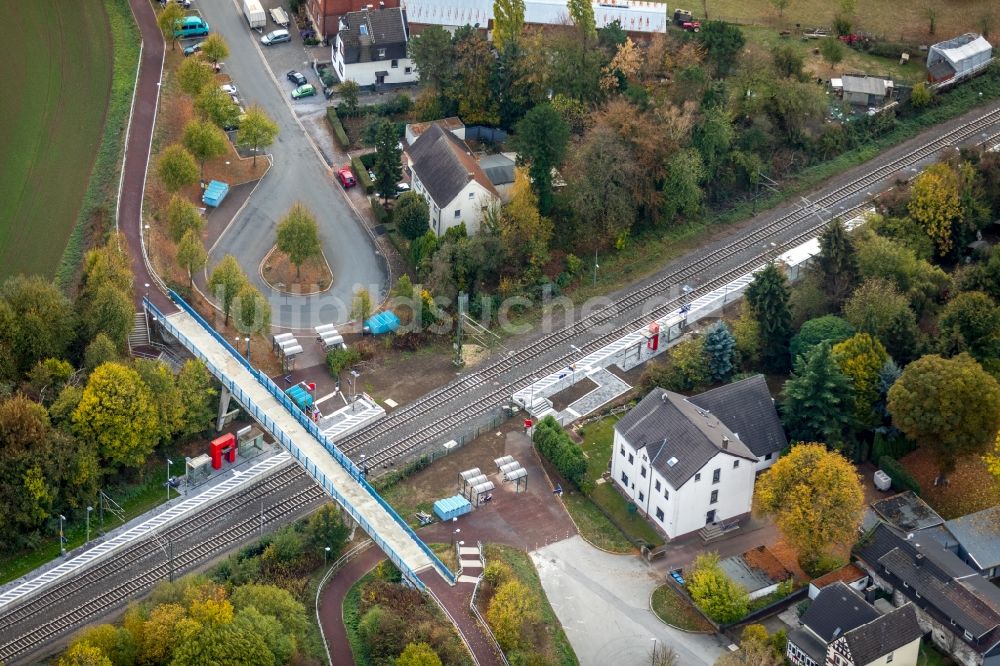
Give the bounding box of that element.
[174,16,210,38]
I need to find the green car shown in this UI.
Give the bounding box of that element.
[291,84,316,100]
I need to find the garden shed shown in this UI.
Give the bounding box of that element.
[433,495,472,521]
[926,33,993,83]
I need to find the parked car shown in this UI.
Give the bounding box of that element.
[394,182,411,197]
[291,84,316,99]
[286,70,307,86]
[336,166,356,188]
[261,29,290,45]
[220,83,238,96]
[183,41,203,56]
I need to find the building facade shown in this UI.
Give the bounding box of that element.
[307,0,401,38]
[332,7,418,87]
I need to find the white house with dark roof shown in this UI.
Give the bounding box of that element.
[610,378,787,539]
[787,582,923,666]
[332,7,417,87]
[406,122,500,236]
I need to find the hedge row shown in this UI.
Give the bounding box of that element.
[878,456,921,495]
[352,156,374,194]
[326,107,349,149]
[533,416,587,489]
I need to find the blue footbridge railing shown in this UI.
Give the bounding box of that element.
[145,294,455,587]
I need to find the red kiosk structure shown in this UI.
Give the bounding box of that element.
[210,433,237,469]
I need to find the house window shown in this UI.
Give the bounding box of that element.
[454,209,461,218]
[468,191,474,199]
[710,490,719,504]
[654,480,661,492]
[664,489,669,500]
[621,471,629,486]
[638,491,645,503]
[405,66,412,74]
[886,653,893,663]
[712,468,720,484]
[391,59,398,68]
[620,446,626,457]
[628,454,634,464]
[733,460,740,468]
[695,473,701,482]
[765,452,773,460]
[655,507,664,521]
[640,466,647,478]
[378,48,386,58]
[964,630,974,641]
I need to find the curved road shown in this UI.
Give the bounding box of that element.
[194,0,387,329]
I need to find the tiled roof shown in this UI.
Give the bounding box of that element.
[811,563,867,590]
[408,123,498,207]
[687,374,787,457]
[615,388,756,489]
[800,582,879,643]
[338,8,409,64]
[841,604,923,665]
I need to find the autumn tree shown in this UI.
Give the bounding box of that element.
[276,203,322,278]
[817,218,857,304]
[704,321,737,382]
[165,194,205,243]
[208,255,247,325]
[230,584,307,639]
[715,627,783,666]
[372,119,403,201]
[486,579,538,650]
[495,169,553,272]
[662,149,706,223]
[77,238,134,351]
[183,119,228,179]
[909,162,962,256]
[938,291,1000,364]
[448,31,499,126]
[337,80,360,115]
[687,552,750,623]
[195,86,241,129]
[843,278,920,364]
[157,144,199,192]
[755,443,864,570]
[234,284,271,337]
[73,362,160,469]
[135,359,185,445]
[395,192,430,241]
[397,643,443,666]
[745,263,792,373]
[177,57,215,97]
[493,0,525,51]
[237,105,279,166]
[511,104,569,214]
[601,38,643,91]
[200,33,229,65]
[408,26,453,91]
[156,3,185,51]
[567,0,597,41]
[889,353,1000,480]
[833,333,890,430]
[58,642,113,666]
[782,342,855,447]
[352,287,373,324]
[177,360,217,437]
[176,229,208,286]
[0,275,77,375]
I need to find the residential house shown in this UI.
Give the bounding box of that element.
[610,378,787,540]
[477,153,516,201]
[307,0,400,39]
[855,522,1000,666]
[836,75,894,107]
[719,546,793,600]
[787,581,923,666]
[927,33,993,83]
[406,122,500,236]
[332,7,417,87]
[687,374,788,472]
[808,563,870,600]
[401,0,669,36]
[404,117,465,146]
[945,507,1000,580]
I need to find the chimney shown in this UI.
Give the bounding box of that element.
[916,553,925,566]
[468,171,475,180]
[722,436,729,450]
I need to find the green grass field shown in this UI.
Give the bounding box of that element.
[0,0,113,279]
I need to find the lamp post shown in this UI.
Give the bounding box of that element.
[570,345,582,382]
[324,546,331,567]
[349,369,360,404]
[236,336,251,362]
[650,638,658,665]
[593,248,599,286]
[59,514,67,555]
[451,527,461,548]
[86,506,93,544]
[166,458,174,502]
[528,375,538,411]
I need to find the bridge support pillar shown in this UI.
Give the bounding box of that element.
[216,385,232,432]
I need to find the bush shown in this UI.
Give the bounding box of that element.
[327,347,362,375]
[879,456,921,494]
[352,156,374,194]
[872,432,916,460]
[326,107,349,148]
[532,416,587,489]
[369,196,389,224]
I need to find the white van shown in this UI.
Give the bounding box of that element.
[260,29,290,45]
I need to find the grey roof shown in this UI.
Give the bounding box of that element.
[478,154,515,186]
[841,75,892,97]
[719,554,780,594]
[788,627,827,664]
[946,507,1000,570]
[871,491,945,533]
[841,604,923,665]
[615,388,757,489]
[687,375,787,458]
[338,8,409,64]
[408,123,498,207]
[801,582,880,643]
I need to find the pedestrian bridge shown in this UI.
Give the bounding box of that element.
[145,293,452,587]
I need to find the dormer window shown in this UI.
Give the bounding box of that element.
[378,48,386,58]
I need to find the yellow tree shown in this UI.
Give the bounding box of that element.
[497,169,553,271]
[754,443,864,571]
[139,603,188,663]
[832,333,890,429]
[58,643,112,666]
[908,162,962,257]
[486,579,537,650]
[397,642,444,666]
[601,38,643,91]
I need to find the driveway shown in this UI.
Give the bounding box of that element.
[193,0,387,330]
[532,537,726,666]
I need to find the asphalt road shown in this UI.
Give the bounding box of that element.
[195,0,387,329]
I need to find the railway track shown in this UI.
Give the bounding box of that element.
[339,108,1000,466]
[0,470,323,665]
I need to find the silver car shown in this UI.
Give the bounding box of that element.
[261,29,291,45]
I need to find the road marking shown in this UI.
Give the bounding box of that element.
[314,390,339,405]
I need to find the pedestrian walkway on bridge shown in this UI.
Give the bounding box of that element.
[145,293,451,586]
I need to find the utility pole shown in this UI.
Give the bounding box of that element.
[593,248,599,286]
[454,292,466,368]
